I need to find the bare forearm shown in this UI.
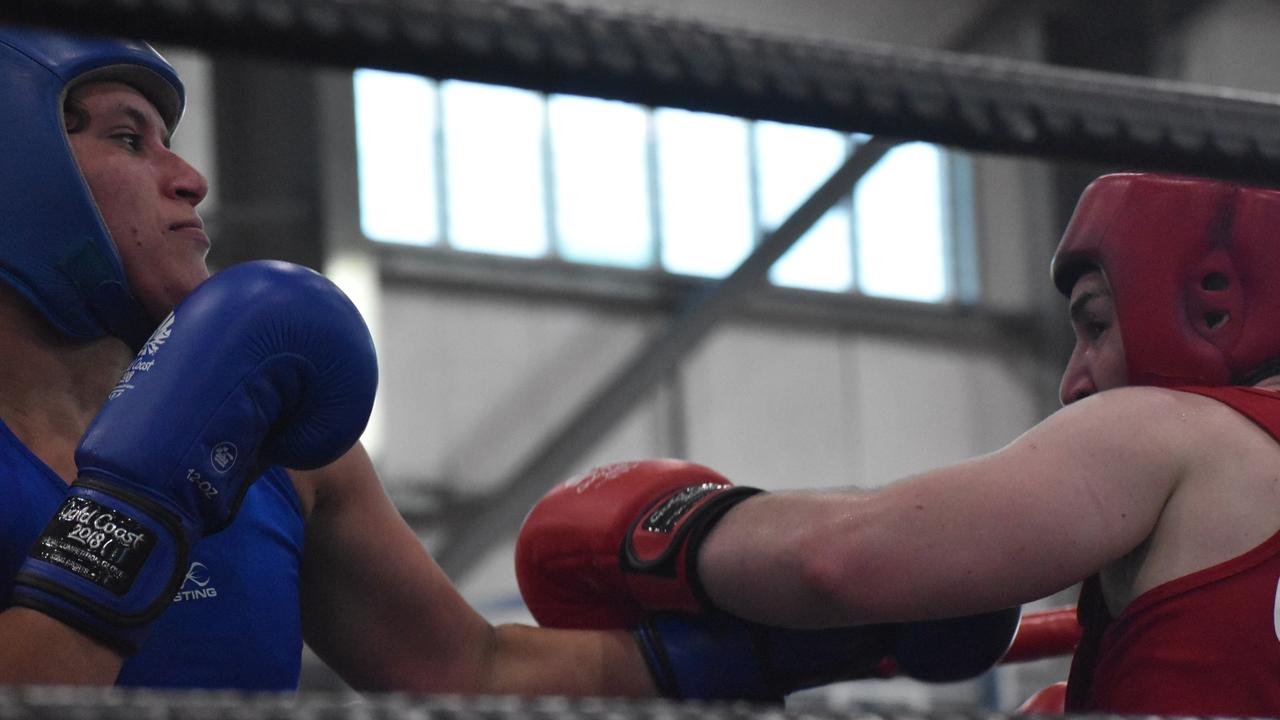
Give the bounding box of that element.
[696,460,1093,628]
[0,608,121,685]
[697,486,1018,627]
[485,624,657,697]
[696,490,883,627]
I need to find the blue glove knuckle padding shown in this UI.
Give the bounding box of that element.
[892,607,1022,682]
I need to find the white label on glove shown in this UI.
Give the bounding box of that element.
[32,496,155,595]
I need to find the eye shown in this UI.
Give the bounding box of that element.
[112,132,142,151]
[1073,317,1107,341]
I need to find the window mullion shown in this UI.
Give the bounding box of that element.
[434,79,450,249]
[645,107,663,273]
[541,95,561,262]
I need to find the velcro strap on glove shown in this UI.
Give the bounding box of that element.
[11,477,193,654]
[622,484,761,612]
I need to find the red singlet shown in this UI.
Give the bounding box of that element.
[1066,386,1280,715]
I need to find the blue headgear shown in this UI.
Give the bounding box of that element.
[0,26,185,349]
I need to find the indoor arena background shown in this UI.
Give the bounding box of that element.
[4,0,1280,716]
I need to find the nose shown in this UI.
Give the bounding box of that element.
[165,150,209,206]
[1058,350,1097,407]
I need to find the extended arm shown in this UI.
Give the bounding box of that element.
[696,386,1200,627]
[505,387,1202,701]
[294,444,655,696]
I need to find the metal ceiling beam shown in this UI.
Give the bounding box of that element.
[432,137,898,577]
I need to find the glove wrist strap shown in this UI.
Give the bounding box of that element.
[11,478,194,654]
[622,485,762,613]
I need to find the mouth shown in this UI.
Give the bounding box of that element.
[169,220,211,248]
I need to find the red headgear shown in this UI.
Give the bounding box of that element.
[1051,173,1280,388]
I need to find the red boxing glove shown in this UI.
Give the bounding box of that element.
[515,459,761,629]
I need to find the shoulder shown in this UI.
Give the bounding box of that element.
[1099,386,1280,605]
[1038,385,1245,449]
[1070,384,1229,414]
[989,387,1240,518]
[1002,385,1274,509]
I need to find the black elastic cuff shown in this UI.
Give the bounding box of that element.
[683,486,764,613]
[633,623,680,698]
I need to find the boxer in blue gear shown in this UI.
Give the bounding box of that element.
[0,25,659,695]
[0,26,378,684]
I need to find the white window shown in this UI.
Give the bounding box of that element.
[441,81,548,258]
[653,108,755,278]
[353,69,439,246]
[755,121,854,292]
[548,95,653,268]
[855,142,949,302]
[353,73,967,304]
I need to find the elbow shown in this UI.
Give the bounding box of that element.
[789,515,890,626]
[698,492,894,626]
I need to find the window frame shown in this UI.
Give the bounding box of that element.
[347,71,982,316]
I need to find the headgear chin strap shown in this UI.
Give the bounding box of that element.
[0,26,186,350]
[1051,173,1280,388]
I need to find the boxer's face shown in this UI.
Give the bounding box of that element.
[66,80,210,321]
[1059,269,1126,406]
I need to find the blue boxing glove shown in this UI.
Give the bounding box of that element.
[637,606,1020,702]
[891,607,1021,682]
[636,613,898,702]
[12,260,378,654]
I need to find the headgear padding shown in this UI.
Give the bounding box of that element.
[0,26,185,349]
[1051,173,1280,387]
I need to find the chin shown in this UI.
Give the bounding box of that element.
[151,281,204,318]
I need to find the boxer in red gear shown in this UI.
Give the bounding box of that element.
[1051,177,1280,714]
[519,173,1280,715]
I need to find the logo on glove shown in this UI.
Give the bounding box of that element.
[211,442,238,473]
[568,461,640,493]
[109,314,175,399]
[140,313,175,357]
